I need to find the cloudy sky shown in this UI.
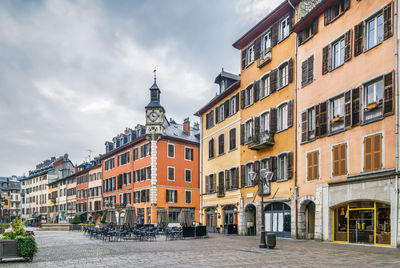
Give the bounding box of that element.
[0,0,284,176]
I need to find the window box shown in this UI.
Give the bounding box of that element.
[367,102,378,110]
[332,116,343,123]
[257,48,272,68]
[249,131,275,151]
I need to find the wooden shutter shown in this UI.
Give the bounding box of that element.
[253,80,260,103]
[319,102,328,136]
[240,90,245,109]
[240,124,245,145]
[344,29,352,62]
[288,58,293,83]
[270,69,278,93]
[324,9,331,25]
[383,2,393,40]
[205,113,209,129]
[315,105,320,137]
[307,55,314,84]
[271,22,279,47]
[254,161,260,186]
[344,90,352,128]
[166,190,169,202]
[117,174,122,189]
[241,165,245,187]
[354,22,363,57]
[287,152,293,179]
[373,134,382,170]
[254,116,260,138]
[383,71,394,116]
[235,93,239,112]
[287,100,293,128]
[301,111,308,142]
[352,87,361,126]
[254,37,261,60]
[364,136,373,172]
[301,60,308,87]
[340,143,347,175]
[322,45,330,75]
[344,0,350,11]
[270,108,277,133]
[307,152,313,180]
[225,170,229,191]
[224,100,229,118]
[234,168,239,188]
[174,190,178,203]
[271,157,277,181]
[313,151,319,179]
[215,107,219,123]
[332,145,339,177]
[312,18,318,35]
[298,31,304,45]
[242,50,246,70]
[205,175,209,193]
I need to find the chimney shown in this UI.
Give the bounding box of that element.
[183,117,190,135]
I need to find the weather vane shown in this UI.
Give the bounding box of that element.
[153,68,157,83]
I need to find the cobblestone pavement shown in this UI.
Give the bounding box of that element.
[2,230,400,268]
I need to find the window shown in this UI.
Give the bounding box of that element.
[206,110,215,129]
[166,189,177,203]
[168,208,180,223]
[228,168,238,190]
[229,128,236,151]
[244,120,253,143]
[185,169,192,183]
[324,0,349,25]
[301,55,314,87]
[217,104,224,123]
[168,167,175,181]
[366,13,383,50]
[206,174,215,193]
[261,112,270,134]
[185,191,192,204]
[262,31,272,59]
[277,103,288,131]
[308,108,315,140]
[220,80,226,92]
[229,96,237,116]
[307,150,319,180]
[364,133,382,172]
[245,163,254,187]
[278,63,288,88]
[280,16,290,40]
[140,143,150,158]
[260,75,270,99]
[330,96,345,132]
[277,154,288,181]
[246,45,255,66]
[218,134,225,155]
[244,85,253,107]
[332,143,347,176]
[208,139,215,159]
[118,151,130,166]
[363,78,383,122]
[185,147,194,161]
[104,158,115,171]
[298,19,318,45]
[168,144,175,158]
[331,37,345,69]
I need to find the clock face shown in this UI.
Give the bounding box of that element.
[149,112,159,122]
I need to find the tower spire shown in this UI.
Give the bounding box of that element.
[153,68,157,83]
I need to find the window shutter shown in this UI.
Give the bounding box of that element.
[307,55,314,84]
[271,22,279,47]
[344,90,352,128]
[373,134,382,170]
[235,93,240,112]
[312,18,318,35]
[118,174,122,189]
[287,100,293,128]
[215,107,219,123]
[322,45,330,75]
[301,60,308,87]
[174,190,178,203]
[307,152,313,180]
[270,108,277,133]
[383,71,394,116]
[319,102,328,136]
[332,145,339,177]
[253,80,260,102]
[340,143,347,174]
[287,152,293,179]
[254,116,260,138]
[344,29,352,62]
[240,165,245,187]
[344,0,350,11]
[205,175,209,193]
[205,114,209,129]
[240,124,245,145]
[242,50,246,70]
[313,151,319,179]
[241,90,245,109]
[352,87,361,126]
[288,58,293,83]
[324,9,330,25]
[166,190,169,202]
[224,100,229,118]
[254,37,261,60]
[254,161,260,186]
[270,69,278,93]
[271,157,277,181]
[301,111,308,142]
[354,22,363,57]
[383,2,393,40]
[225,170,229,191]
[298,31,304,45]
[364,136,372,172]
[288,9,294,32]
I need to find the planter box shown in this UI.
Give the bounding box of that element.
[0,240,24,262]
[195,226,207,237]
[182,227,195,238]
[69,224,82,231]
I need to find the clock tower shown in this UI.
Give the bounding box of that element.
[145,72,165,141]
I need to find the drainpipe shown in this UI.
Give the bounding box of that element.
[394,0,399,248]
[199,116,203,224]
[288,0,299,240]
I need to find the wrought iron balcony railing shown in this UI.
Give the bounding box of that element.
[248,131,275,151]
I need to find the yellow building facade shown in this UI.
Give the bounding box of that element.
[196,70,242,234]
[233,1,297,237]
[48,180,60,223]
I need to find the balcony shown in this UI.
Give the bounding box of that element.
[257,48,272,68]
[217,186,225,197]
[50,198,57,203]
[248,131,275,151]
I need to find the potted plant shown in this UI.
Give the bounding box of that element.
[332,115,342,123]
[69,216,82,231]
[367,102,378,110]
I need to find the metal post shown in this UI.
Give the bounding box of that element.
[259,178,267,248]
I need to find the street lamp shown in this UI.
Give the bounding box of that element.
[249,169,273,248]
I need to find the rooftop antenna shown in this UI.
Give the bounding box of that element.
[153,68,157,83]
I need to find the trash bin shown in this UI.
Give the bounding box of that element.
[266,233,276,249]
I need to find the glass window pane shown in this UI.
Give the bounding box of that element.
[368,19,375,49]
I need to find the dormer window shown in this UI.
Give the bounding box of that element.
[220,80,226,93]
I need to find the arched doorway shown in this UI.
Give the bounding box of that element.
[264,202,291,238]
[300,200,315,240]
[245,204,256,236]
[205,207,217,233]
